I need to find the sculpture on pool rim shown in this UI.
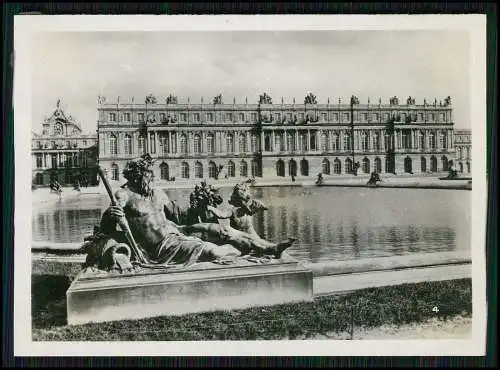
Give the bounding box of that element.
[81,154,295,273]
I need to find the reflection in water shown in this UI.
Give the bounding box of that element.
[32,187,471,263]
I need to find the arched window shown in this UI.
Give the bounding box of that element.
[109,134,117,155]
[332,133,340,151]
[111,164,119,181]
[384,132,391,151]
[441,156,448,171]
[276,160,285,177]
[429,132,436,149]
[402,130,412,149]
[161,135,170,155]
[404,156,413,173]
[321,133,329,152]
[421,157,427,172]
[195,161,203,178]
[287,131,295,151]
[239,133,247,153]
[138,135,145,154]
[227,161,236,177]
[430,156,438,172]
[361,132,369,152]
[440,131,447,149]
[333,158,342,174]
[64,172,72,185]
[251,159,260,177]
[124,135,132,155]
[180,134,188,154]
[240,160,248,177]
[300,159,309,176]
[322,158,330,175]
[35,173,44,185]
[207,133,215,154]
[372,132,380,151]
[251,133,259,152]
[275,133,284,152]
[362,157,370,174]
[343,132,351,151]
[181,162,190,179]
[264,134,272,152]
[193,134,201,154]
[310,133,317,151]
[299,132,308,151]
[418,131,425,149]
[374,157,382,173]
[345,158,353,174]
[289,159,297,177]
[226,133,234,153]
[459,162,464,173]
[208,161,217,179]
[160,163,169,180]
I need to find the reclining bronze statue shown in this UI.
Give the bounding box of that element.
[81,154,295,273]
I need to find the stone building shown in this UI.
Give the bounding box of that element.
[453,129,472,174]
[32,100,98,187]
[97,94,455,182]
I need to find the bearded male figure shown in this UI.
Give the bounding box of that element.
[84,155,291,272]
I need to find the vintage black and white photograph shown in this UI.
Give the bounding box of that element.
[15,15,487,356]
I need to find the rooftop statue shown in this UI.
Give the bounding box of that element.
[259,92,273,105]
[81,154,294,273]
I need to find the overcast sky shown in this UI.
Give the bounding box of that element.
[31,30,470,133]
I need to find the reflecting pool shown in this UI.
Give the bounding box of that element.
[32,186,471,263]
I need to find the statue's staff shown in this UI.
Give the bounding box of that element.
[97,166,149,264]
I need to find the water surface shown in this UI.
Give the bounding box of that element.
[32,186,471,263]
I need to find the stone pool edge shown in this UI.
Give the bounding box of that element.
[31,250,472,297]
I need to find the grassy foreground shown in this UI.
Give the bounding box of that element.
[32,276,472,341]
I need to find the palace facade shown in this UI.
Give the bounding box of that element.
[97,94,456,182]
[453,129,472,174]
[32,101,99,187]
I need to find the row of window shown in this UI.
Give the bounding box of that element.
[107,133,260,155]
[33,171,92,185]
[315,156,455,176]
[105,130,451,156]
[106,111,450,124]
[34,140,90,150]
[34,153,84,168]
[109,160,261,181]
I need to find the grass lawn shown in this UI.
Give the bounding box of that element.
[32,276,472,341]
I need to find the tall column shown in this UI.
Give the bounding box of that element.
[284,131,288,152]
[307,130,311,152]
[246,132,251,154]
[155,131,160,155]
[271,130,276,153]
[295,130,299,151]
[175,132,180,155]
[260,131,265,153]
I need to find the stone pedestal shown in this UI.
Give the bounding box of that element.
[66,257,313,326]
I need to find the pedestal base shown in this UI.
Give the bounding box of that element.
[66,258,313,326]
